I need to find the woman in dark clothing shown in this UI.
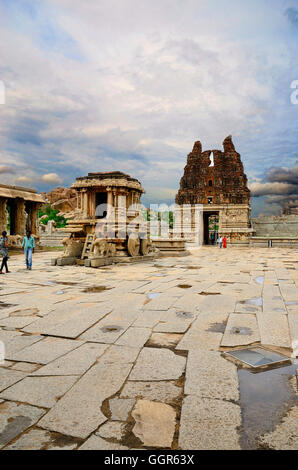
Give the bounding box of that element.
[0,231,10,274]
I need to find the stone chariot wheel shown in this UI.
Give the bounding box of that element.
[140,238,150,256]
[127,233,140,257]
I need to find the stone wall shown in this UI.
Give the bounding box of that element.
[252,214,298,238]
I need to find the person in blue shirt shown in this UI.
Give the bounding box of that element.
[22,230,35,270]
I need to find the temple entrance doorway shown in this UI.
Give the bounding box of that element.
[6,199,17,235]
[95,192,107,219]
[203,211,219,245]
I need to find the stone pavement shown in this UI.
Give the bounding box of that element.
[0,247,297,450]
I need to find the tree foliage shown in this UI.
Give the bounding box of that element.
[39,204,67,228]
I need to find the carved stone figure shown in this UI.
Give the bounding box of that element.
[62,237,82,258]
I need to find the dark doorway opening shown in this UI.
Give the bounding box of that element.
[25,201,32,232]
[6,199,17,235]
[95,192,107,219]
[203,211,219,245]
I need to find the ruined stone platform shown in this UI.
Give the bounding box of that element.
[0,247,297,450]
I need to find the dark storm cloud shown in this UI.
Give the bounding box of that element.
[250,161,298,210]
[266,163,298,184]
[285,7,298,28]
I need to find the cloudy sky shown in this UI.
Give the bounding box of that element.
[0,0,297,215]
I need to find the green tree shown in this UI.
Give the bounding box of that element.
[39,204,67,228]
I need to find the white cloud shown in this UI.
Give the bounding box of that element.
[41,173,63,184]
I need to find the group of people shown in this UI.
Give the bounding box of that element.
[0,230,35,274]
[218,235,227,248]
[209,232,227,248]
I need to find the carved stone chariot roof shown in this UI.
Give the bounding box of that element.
[0,183,45,203]
[71,171,145,193]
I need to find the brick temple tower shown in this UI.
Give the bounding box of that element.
[175,136,253,244]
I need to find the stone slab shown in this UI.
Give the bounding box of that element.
[145,293,177,311]
[0,317,37,329]
[0,376,78,408]
[133,310,166,328]
[132,399,176,448]
[129,348,186,381]
[11,362,40,373]
[3,335,44,360]
[221,313,260,347]
[288,314,298,356]
[79,435,128,450]
[115,327,151,348]
[120,381,181,404]
[101,345,140,364]
[9,337,84,364]
[176,313,228,351]
[258,405,298,450]
[0,368,27,392]
[185,350,239,401]
[32,343,108,376]
[80,319,130,344]
[178,396,241,450]
[44,306,113,338]
[257,312,292,348]
[38,361,133,438]
[4,428,79,450]
[96,421,126,440]
[0,402,45,448]
[109,397,136,421]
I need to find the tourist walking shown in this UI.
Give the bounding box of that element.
[0,231,10,274]
[223,236,227,248]
[22,230,35,270]
[218,235,223,248]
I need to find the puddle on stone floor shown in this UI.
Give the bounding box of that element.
[286,301,298,306]
[231,326,252,336]
[177,284,192,289]
[0,301,17,309]
[207,322,227,333]
[54,290,65,295]
[255,276,264,285]
[176,311,193,319]
[83,286,112,293]
[56,281,78,286]
[100,325,123,333]
[238,362,298,449]
[199,291,221,296]
[240,297,263,307]
[147,293,161,300]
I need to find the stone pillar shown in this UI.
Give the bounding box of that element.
[0,198,8,233]
[15,199,26,235]
[30,204,38,235]
[106,188,113,218]
[82,190,88,218]
[117,192,127,238]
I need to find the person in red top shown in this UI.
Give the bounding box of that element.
[222,237,227,248]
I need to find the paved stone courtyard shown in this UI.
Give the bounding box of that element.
[0,247,297,450]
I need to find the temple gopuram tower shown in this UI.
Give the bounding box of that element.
[175,136,253,244]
